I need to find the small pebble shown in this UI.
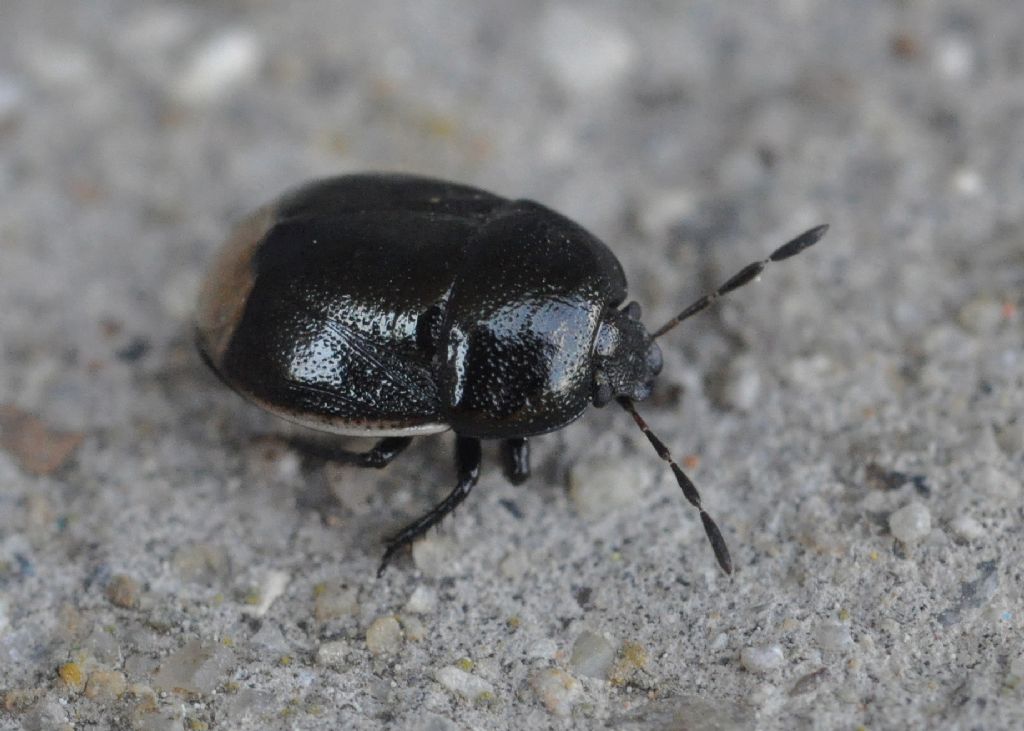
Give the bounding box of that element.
[175,29,262,104]
[159,270,201,321]
[789,668,829,696]
[499,548,531,579]
[635,188,697,239]
[935,35,974,80]
[316,640,348,669]
[403,585,437,615]
[365,616,403,656]
[106,574,141,609]
[24,698,70,731]
[740,644,785,673]
[610,642,650,686]
[977,464,1020,501]
[398,614,427,642]
[152,639,234,695]
[526,638,559,660]
[957,296,1002,335]
[412,534,457,577]
[530,668,580,716]
[249,621,288,652]
[57,662,86,693]
[889,502,932,544]
[84,670,127,700]
[3,687,44,712]
[240,570,289,617]
[951,168,984,198]
[569,456,640,519]
[814,621,853,652]
[171,543,230,584]
[569,630,616,679]
[314,582,359,622]
[716,354,762,412]
[950,515,985,541]
[83,626,123,666]
[0,405,84,476]
[434,665,495,701]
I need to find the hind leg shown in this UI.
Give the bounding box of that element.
[377,436,481,575]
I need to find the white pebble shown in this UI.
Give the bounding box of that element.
[404,585,437,615]
[241,570,290,617]
[366,616,403,656]
[316,640,348,668]
[569,630,616,679]
[569,456,641,520]
[499,549,531,579]
[889,502,932,544]
[718,355,762,412]
[434,665,494,701]
[526,638,559,660]
[159,269,201,321]
[936,36,974,80]
[815,621,853,652]
[740,644,785,673]
[539,6,636,95]
[412,534,457,577]
[530,668,580,716]
[635,188,697,239]
[176,29,262,103]
[957,296,1002,335]
[949,515,985,541]
[977,464,1020,501]
[152,639,234,695]
[398,614,427,642]
[951,168,984,198]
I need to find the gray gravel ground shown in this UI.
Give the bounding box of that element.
[1,1,1023,729]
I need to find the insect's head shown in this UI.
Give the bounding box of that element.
[591,301,662,407]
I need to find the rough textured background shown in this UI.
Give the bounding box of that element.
[1,1,1022,729]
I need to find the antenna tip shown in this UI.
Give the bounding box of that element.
[770,223,830,262]
[807,223,830,241]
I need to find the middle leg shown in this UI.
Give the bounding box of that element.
[502,437,530,485]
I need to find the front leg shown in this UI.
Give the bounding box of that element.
[377,436,481,576]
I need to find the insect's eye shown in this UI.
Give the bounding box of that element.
[622,301,642,320]
[594,381,613,407]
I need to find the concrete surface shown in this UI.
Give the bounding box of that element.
[1,1,1022,729]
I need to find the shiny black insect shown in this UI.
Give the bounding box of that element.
[196,173,827,575]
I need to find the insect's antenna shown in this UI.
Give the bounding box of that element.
[618,397,732,574]
[653,224,829,339]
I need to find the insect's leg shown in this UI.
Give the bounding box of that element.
[502,437,530,485]
[377,436,481,576]
[285,436,413,469]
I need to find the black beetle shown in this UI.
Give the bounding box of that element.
[196,173,827,575]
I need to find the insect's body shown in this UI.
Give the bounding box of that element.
[197,174,657,440]
[197,172,826,575]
